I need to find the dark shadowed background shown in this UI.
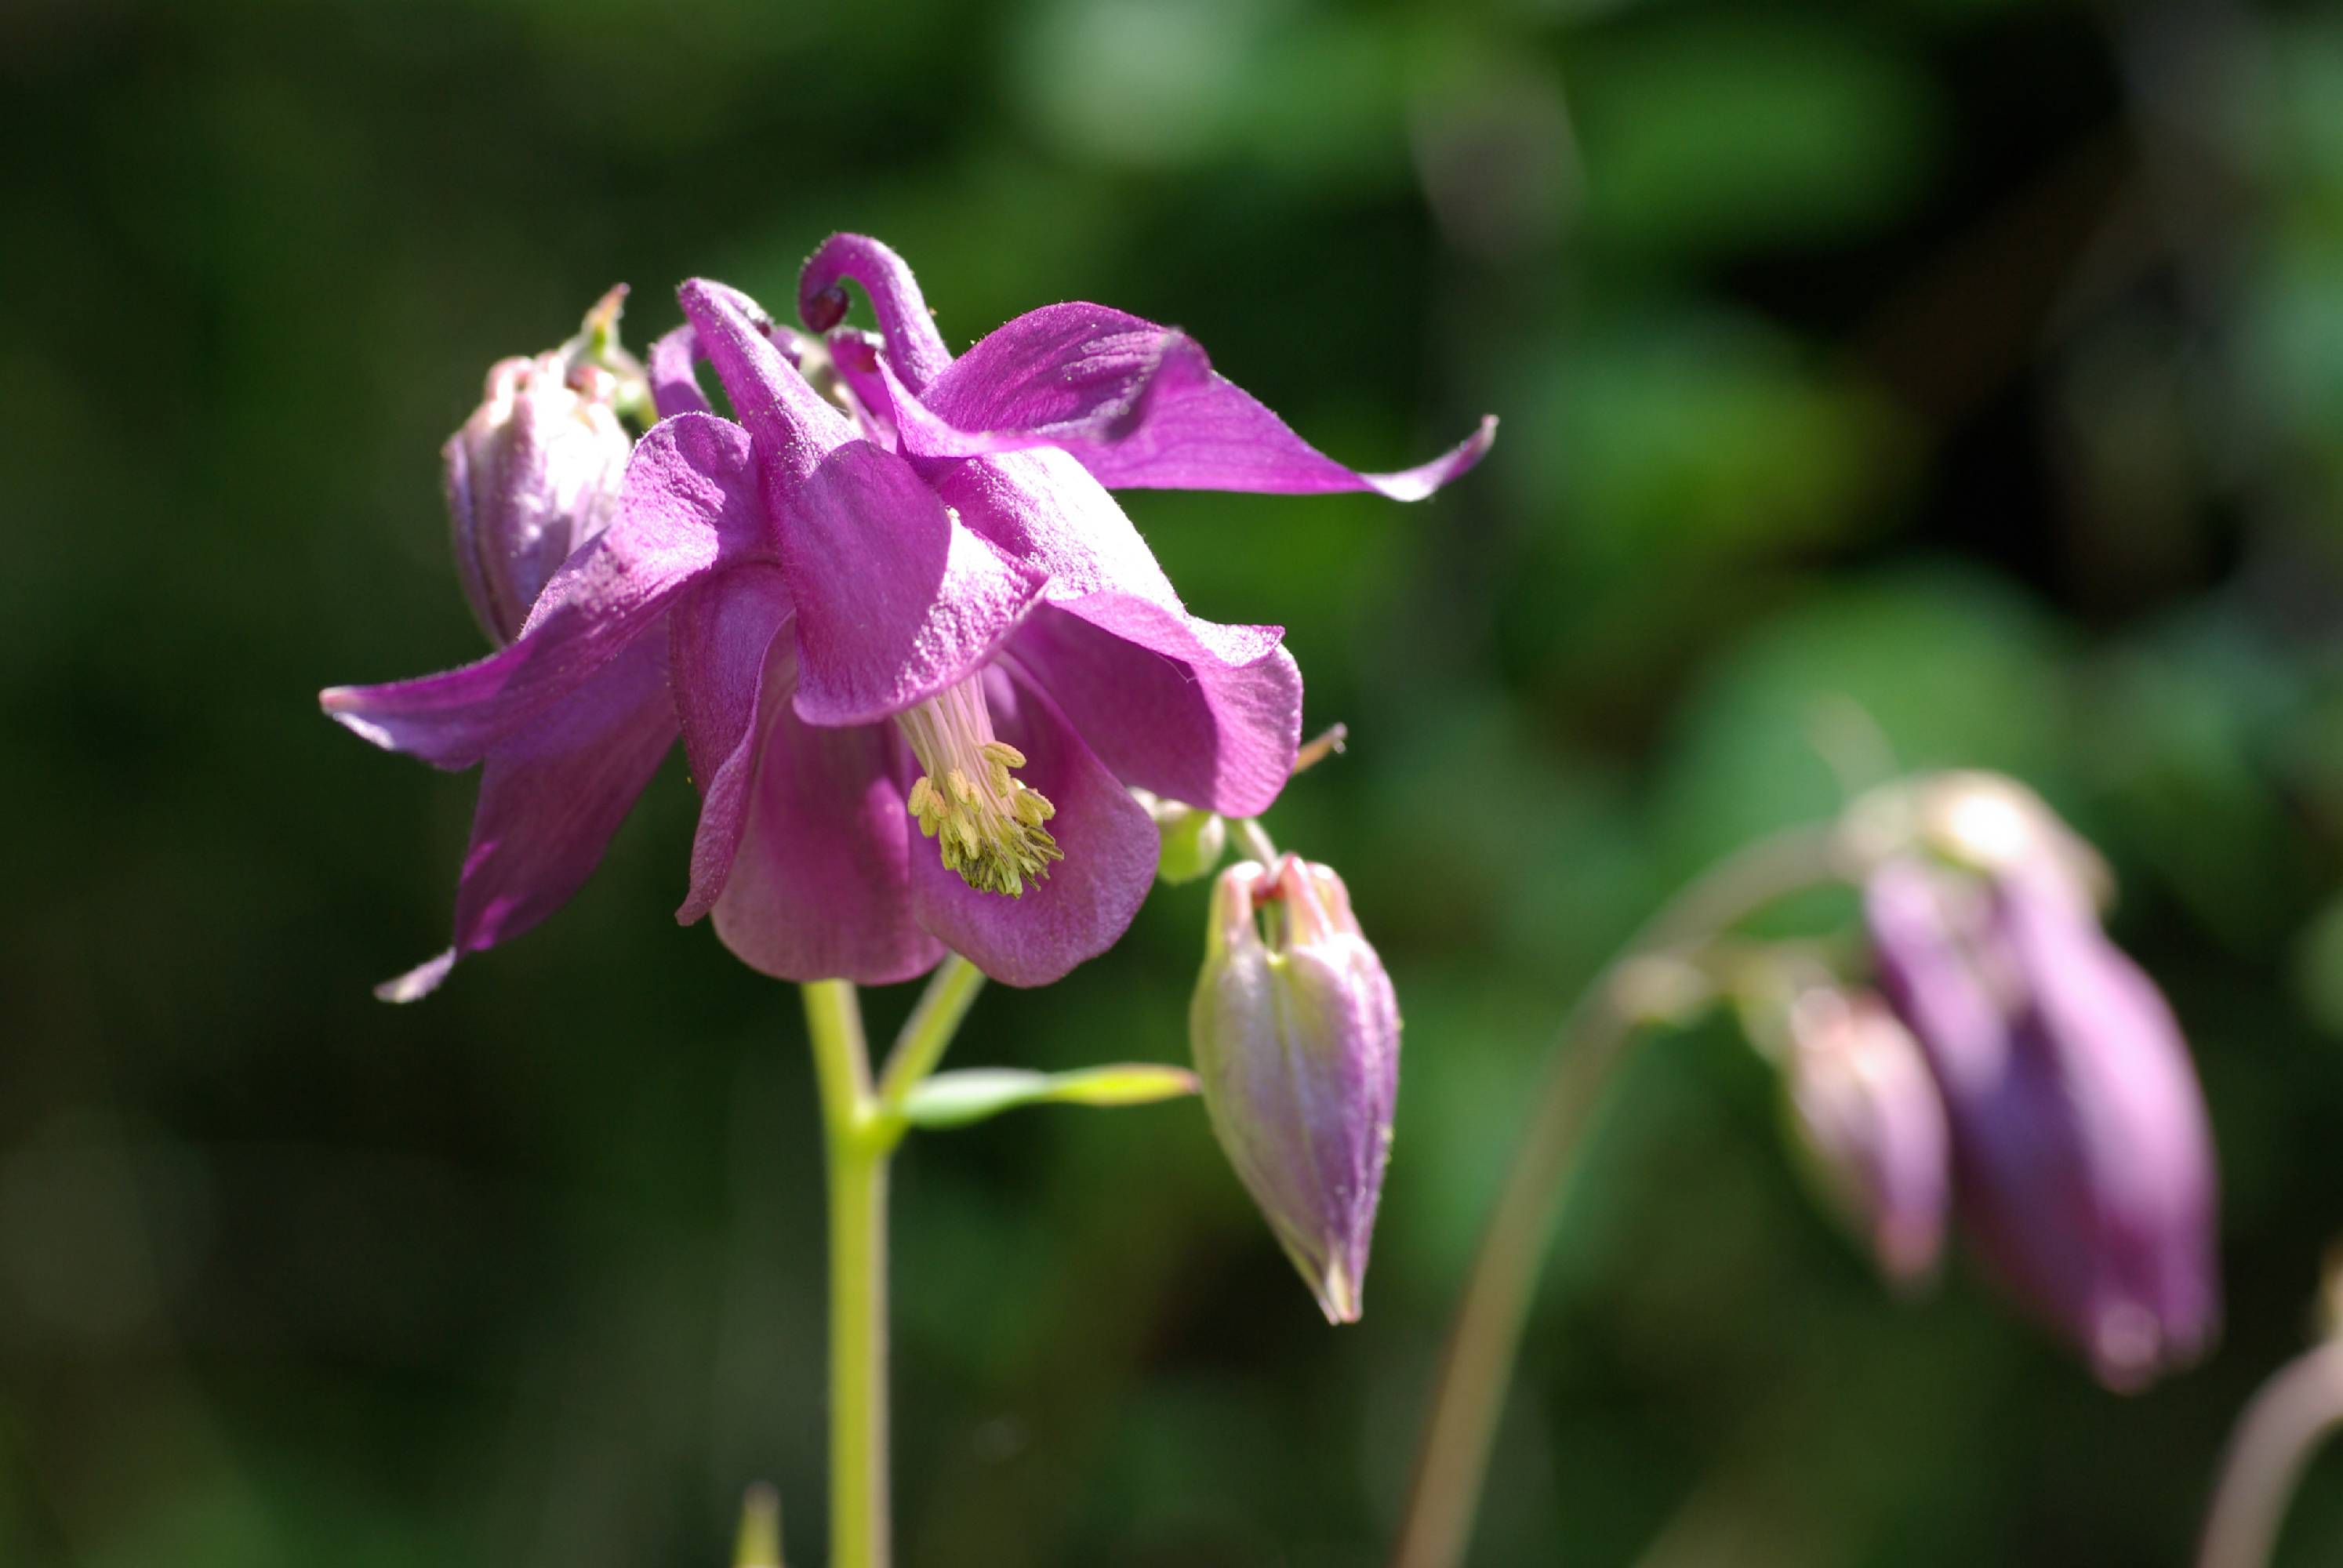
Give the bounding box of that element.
[9,0,2343,1563]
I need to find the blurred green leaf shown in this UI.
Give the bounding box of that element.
[1568,17,1942,256]
[1655,570,2066,864]
[1530,309,1907,571]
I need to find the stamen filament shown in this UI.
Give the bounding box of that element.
[895,673,1063,897]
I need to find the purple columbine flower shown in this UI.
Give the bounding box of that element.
[1866,849,2220,1389]
[1190,855,1400,1323]
[322,238,1492,993]
[1780,986,1950,1288]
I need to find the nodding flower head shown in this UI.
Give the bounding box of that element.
[1191,855,1400,1323]
[325,239,1490,995]
[1862,781,2219,1390]
[445,285,646,647]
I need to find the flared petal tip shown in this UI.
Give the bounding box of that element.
[1368,414,1498,502]
[318,687,398,750]
[375,949,458,1004]
[1314,1257,1364,1325]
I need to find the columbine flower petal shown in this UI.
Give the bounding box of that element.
[797,232,955,393]
[921,445,1182,606]
[678,278,1049,728]
[1010,595,1301,818]
[667,561,794,922]
[1867,857,2220,1388]
[836,299,1496,501]
[1992,868,2221,1384]
[376,636,681,1002]
[647,315,823,423]
[321,412,764,766]
[901,661,1157,986]
[708,639,944,986]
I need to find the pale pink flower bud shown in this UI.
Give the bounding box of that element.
[445,286,640,646]
[1190,855,1399,1323]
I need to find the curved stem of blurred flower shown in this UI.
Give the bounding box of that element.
[2197,1338,2343,1568]
[1235,817,1280,866]
[877,954,987,1112]
[802,979,890,1568]
[1389,823,1851,1568]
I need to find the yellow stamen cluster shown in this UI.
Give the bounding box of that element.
[896,679,1062,897]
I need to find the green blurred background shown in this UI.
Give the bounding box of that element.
[10,0,2343,1563]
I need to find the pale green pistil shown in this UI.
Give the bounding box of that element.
[895,677,1061,897]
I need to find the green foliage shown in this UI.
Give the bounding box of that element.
[898,1066,1201,1131]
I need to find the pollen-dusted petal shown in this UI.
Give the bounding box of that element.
[905,662,1156,987]
[882,301,1496,501]
[321,412,766,768]
[376,633,680,1001]
[1010,596,1302,818]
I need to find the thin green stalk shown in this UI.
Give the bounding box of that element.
[802,979,889,1568]
[1235,816,1280,866]
[1389,825,1849,1568]
[877,954,987,1112]
[2198,1339,2343,1568]
[800,962,992,1568]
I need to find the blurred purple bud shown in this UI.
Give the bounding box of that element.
[1190,855,1399,1323]
[1781,988,1950,1288]
[1867,854,2220,1390]
[445,287,639,646]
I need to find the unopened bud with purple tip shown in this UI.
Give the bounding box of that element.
[1779,986,1950,1288]
[445,285,645,647]
[1862,778,2220,1389]
[1190,855,1399,1323]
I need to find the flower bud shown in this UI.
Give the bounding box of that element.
[1779,987,1949,1287]
[1130,788,1227,885]
[1845,771,2109,906]
[445,286,642,646]
[1190,855,1399,1323]
[1867,849,2219,1389]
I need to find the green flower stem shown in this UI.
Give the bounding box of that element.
[877,954,987,1113]
[1235,817,1280,866]
[1389,825,1849,1568]
[801,962,990,1568]
[802,979,892,1568]
[2198,1338,2343,1568]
